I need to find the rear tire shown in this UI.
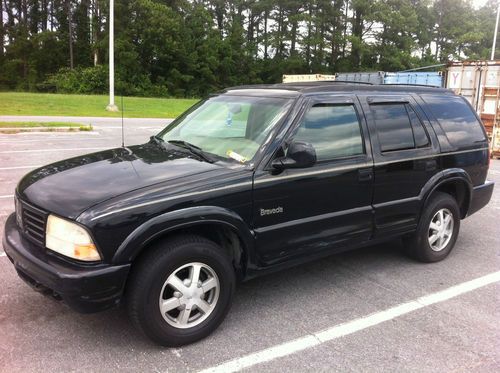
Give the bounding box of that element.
[403,192,460,263]
[126,235,236,346]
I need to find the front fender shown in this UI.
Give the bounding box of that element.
[112,206,254,264]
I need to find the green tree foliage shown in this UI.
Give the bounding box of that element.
[0,0,498,96]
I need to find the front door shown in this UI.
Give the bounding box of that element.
[252,95,374,265]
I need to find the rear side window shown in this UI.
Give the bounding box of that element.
[370,103,429,152]
[407,106,430,148]
[422,95,486,147]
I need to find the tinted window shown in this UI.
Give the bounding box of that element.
[422,95,486,147]
[294,104,364,160]
[371,104,415,152]
[407,105,430,148]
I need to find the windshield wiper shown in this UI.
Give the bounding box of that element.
[151,135,164,144]
[151,135,172,152]
[167,140,216,163]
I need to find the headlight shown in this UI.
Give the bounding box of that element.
[46,215,101,261]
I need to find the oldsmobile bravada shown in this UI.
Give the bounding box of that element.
[4,82,494,345]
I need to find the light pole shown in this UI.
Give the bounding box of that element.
[106,0,118,111]
[492,3,500,61]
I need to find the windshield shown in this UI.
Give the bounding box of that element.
[159,95,293,163]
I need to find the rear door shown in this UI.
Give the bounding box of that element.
[252,95,374,265]
[359,95,440,237]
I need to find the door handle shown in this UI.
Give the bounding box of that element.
[358,168,373,182]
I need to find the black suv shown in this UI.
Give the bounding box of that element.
[3,82,494,346]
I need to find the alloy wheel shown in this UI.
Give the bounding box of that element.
[158,262,220,329]
[428,208,454,252]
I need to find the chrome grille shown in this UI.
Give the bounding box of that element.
[16,197,47,247]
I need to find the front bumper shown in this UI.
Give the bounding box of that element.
[468,180,495,217]
[3,213,130,313]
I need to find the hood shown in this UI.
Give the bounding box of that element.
[17,142,224,219]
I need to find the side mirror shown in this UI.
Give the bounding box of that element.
[272,141,317,170]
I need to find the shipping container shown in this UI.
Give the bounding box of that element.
[446,60,500,158]
[384,72,443,87]
[282,74,336,83]
[334,71,385,85]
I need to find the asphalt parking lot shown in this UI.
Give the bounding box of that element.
[0,120,499,372]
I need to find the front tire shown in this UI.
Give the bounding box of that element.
[126,235,236,346]
[404,192,460,263]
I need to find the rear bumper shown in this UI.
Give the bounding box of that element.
[3,213,130,313]
[468,180,495,217]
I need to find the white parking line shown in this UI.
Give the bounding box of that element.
[0,165,42,170]
[0,252,6,257]
[0,147,107,154]
[199,271,500,373]
[0,195,13,199]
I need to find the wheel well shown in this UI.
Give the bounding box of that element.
[136,223,247,279]
[432,180,470,218]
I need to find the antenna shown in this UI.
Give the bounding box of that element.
[121,95,124,148]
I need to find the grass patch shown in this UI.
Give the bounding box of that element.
[0,92,199,118]
[78,124,93,131]
[0,121,93,132]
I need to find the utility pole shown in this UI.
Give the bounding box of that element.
[492,3,500,61]
[106,0,118,111]
[68,0,74,69]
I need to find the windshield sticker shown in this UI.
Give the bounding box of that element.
[226,150,247,163]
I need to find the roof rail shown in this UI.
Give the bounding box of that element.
[382,83,441,88]
[281,80,374,86]
[328,80,373,85]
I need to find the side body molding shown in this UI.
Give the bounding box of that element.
[112,206,255,264]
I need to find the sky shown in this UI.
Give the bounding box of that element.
[472,0,494,9]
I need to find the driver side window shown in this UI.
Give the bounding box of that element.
[293,104,364,161]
